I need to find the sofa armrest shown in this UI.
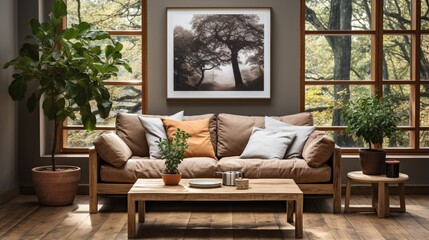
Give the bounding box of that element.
[89,146,99,213]
[332,144,342,213]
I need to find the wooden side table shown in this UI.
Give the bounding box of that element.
[345,171,409,217]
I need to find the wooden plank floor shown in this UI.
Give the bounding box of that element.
[0,195,427,239]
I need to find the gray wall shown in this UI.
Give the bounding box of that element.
[0,0,19,196]
[16,0,429,189]
[148,0,300,116]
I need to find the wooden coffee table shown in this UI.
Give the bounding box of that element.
[128,178,303,238]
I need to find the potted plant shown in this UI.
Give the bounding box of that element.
[3,0,130,205]
[342,92,400,175]
[157,129,191,185]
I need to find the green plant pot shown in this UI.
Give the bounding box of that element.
[359,149,386,175]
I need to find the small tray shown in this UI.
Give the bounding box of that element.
[189,180,222,188]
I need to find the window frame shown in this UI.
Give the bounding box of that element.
[301,0,429,154]
[59,0,148,153]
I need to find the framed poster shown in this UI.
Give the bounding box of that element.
[167,8,271,99]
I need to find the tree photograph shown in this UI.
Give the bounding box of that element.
[167,8,271,98]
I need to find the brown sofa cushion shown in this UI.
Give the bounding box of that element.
[100,157,217,183]
[162,118,217,159]
[116,113,149,157]
[217,112,313,157]
[93,132,132,168]
[216,156,331,183]
[302,134,335,168]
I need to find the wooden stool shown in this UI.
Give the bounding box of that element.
[345,171,409,217]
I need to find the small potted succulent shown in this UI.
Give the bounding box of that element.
[342,92,400,175]
[157,129,191,185]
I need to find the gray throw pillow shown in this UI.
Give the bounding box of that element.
[265,116,315,158]
[138,111,184,159]
[240,127,296,159]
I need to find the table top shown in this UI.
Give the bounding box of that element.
[347,171,409,183]
[128,178,302,201]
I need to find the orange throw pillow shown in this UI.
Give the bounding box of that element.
[161,118,217,160]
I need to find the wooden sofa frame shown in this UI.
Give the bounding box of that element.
[89,146,342,214]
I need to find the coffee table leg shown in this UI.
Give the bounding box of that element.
[128,194,136,238]
[138,201,145,223]
[287,200,294,223]
[295,195,303,238]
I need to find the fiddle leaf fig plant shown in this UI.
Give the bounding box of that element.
[3,0,131,171]
[341,91,400,149]
[157,129,191,174]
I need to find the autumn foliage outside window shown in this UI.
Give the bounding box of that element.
[302,0,429,153]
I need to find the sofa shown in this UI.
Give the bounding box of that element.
[89,112,341,214]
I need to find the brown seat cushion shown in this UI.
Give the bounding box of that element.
[93,132,132,168]
[217,113,313,157]
[100,157,217,183]
[162,118,217,159]
[215,156,331,183]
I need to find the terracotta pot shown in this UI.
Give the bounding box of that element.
[161,173,182,185]
[359,149,386,175]
[31,165,81,206]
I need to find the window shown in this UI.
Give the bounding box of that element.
[302,0,429,153]
[60,0,147,152]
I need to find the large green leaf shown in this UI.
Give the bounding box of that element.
[76,22,91,33]
[80,104,96,131]
[29,19,41,35]
[42,96,56,120]
[97,99,112,119]
[27,92,38,112]
[8,78,27,101]
[53,0,67,19]
[105,45,114,58]
[63,28,80,40]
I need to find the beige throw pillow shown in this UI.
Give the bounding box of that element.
[302,135,335,167]
[93,132,132,168]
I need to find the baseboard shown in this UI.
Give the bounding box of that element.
[341,185,429,195]
[20,185,89,195]
[0,186,20,205]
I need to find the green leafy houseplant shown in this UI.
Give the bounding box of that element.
[3,0,131,171]
[341,92,401,175]
[157,129,191,174]
[341,92,400,149]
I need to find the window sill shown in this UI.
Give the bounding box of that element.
[41,154,89,159]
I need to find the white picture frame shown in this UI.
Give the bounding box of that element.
[167,8,271,99]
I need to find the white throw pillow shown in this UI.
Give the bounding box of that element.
[265,116,315,158]
[138,111,184,159]
[240,127,296,159]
